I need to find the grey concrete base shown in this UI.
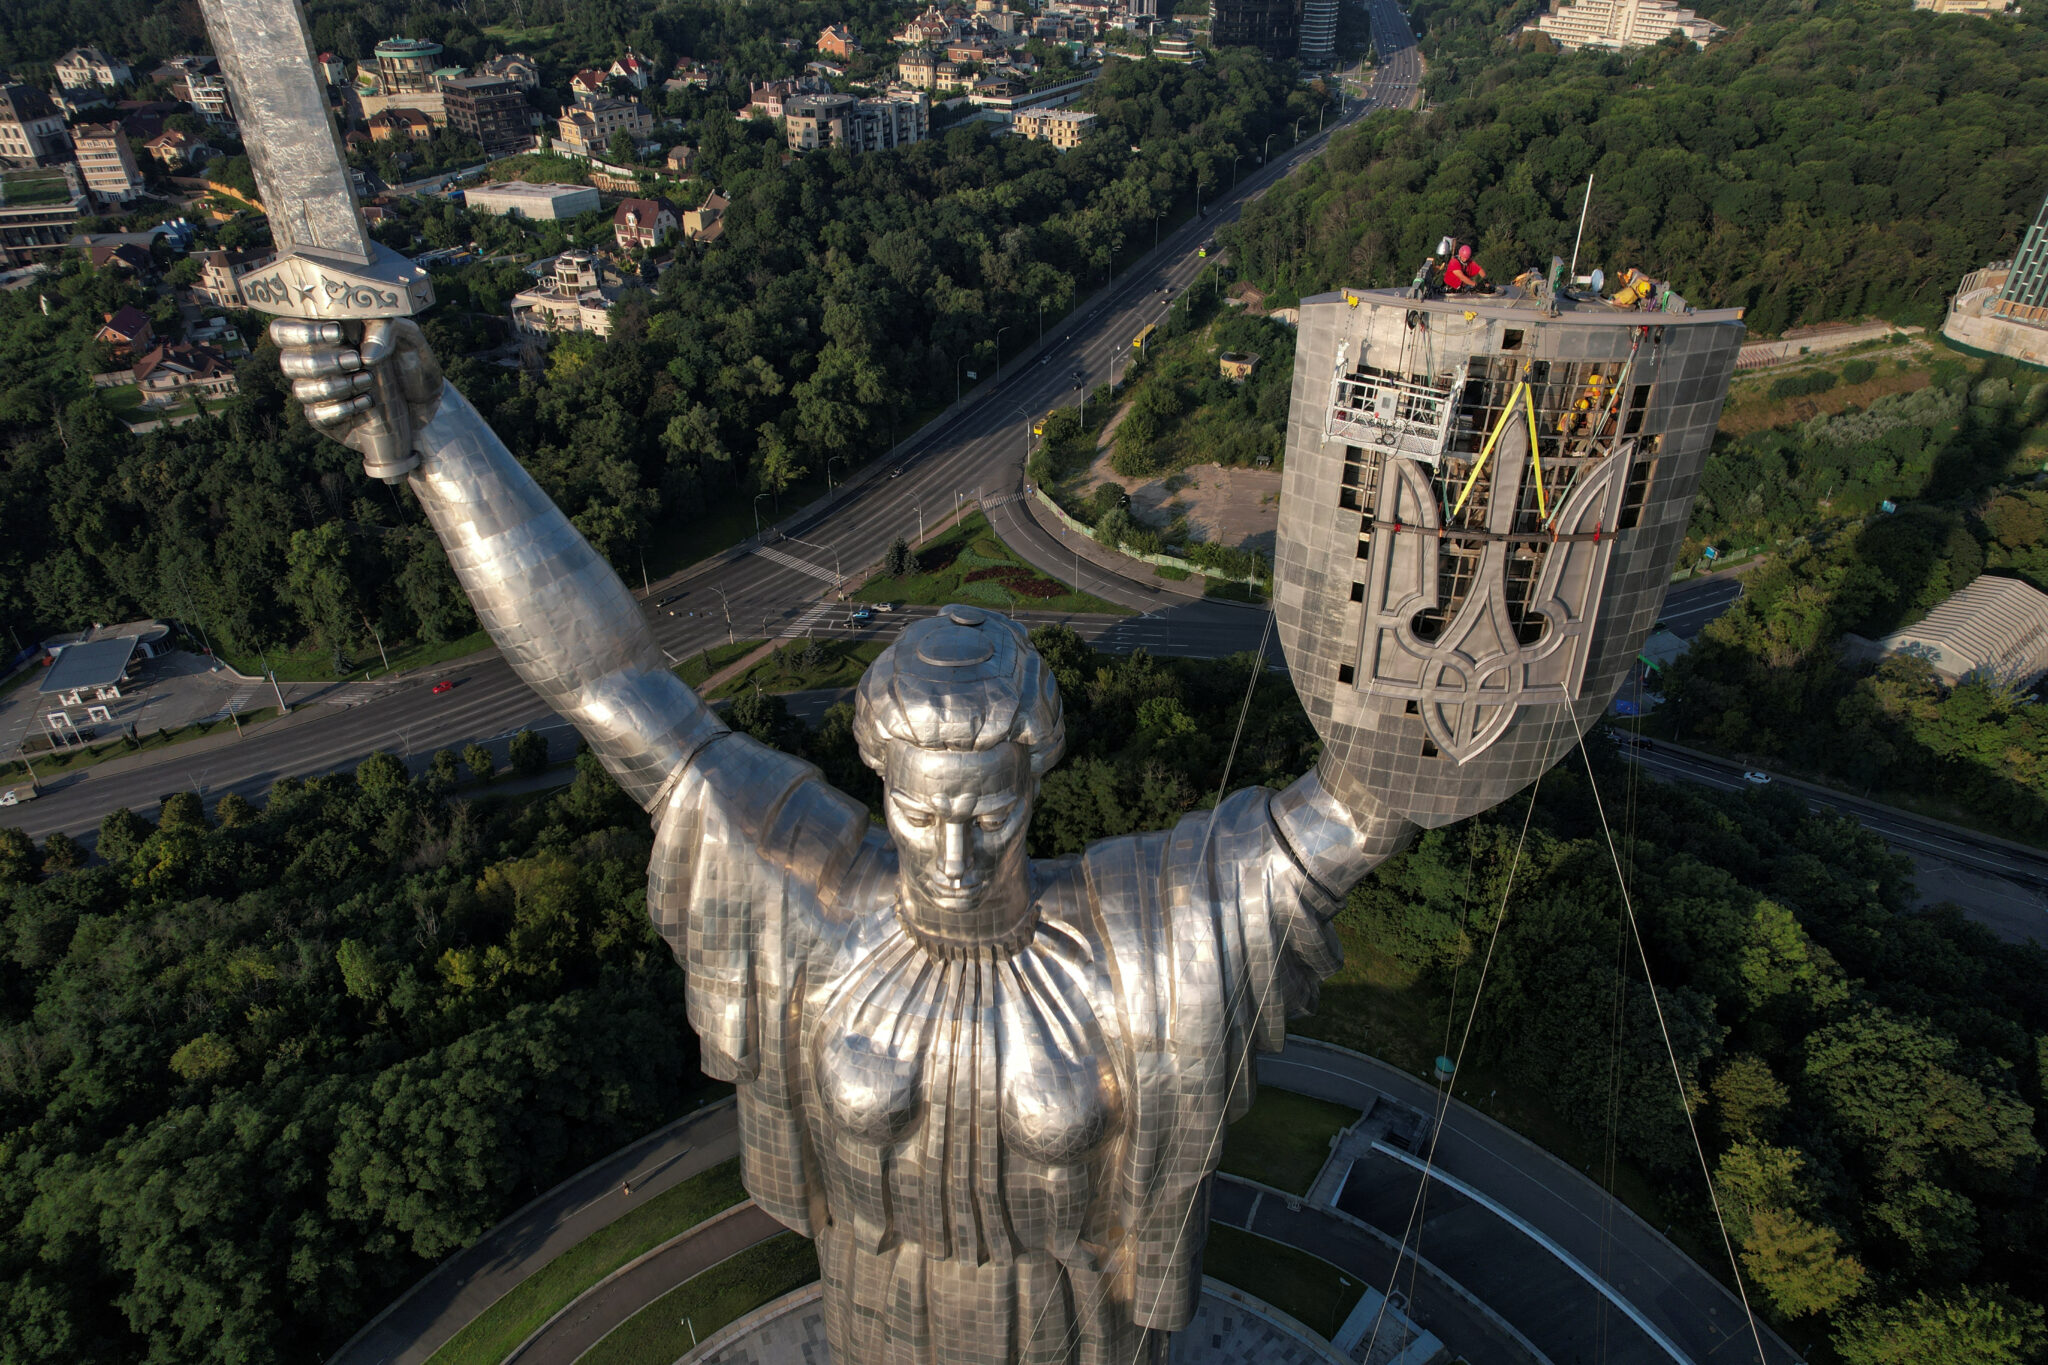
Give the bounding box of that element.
[684,1282,1351,1365]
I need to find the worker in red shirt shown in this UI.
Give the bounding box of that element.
[1443,244,1487,292]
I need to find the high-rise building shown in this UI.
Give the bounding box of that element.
[1298,0,1339,66]
[1210,0,1299,58]
[1273,286,1743,821]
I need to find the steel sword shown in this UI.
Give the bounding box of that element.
[197,0,436,476]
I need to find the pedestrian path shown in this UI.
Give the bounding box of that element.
[753,545,840,585]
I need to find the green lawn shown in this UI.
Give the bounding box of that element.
[1201,1225,1364,1341]
[424,1157,749,1365]
[218,628,491,684]
[853,512,1126,615]
[580,1232,821,1365]
[1218,1089,1360,1196]
[0,708,281,786]
[674,639,767,690]
[709,639,886,700]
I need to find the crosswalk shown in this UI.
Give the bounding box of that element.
[781,602,836,637]
[754,545,841,584]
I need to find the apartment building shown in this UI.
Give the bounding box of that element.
[0,86,70,167]
[443,75,534,157]
[373,37,444,96]
[783,91,929,153]
[1209,0,1296,56]
[154,57,233,124]
[73,123,144,202]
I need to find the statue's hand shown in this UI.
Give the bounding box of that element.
[273,318,445,483]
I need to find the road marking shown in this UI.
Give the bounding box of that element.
[780,602,835,637]
[1371,1142,1697,1365]
[754,545,840,584]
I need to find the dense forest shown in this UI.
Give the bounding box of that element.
[1228,0,2048,332]
[4,631,2042,1361]
[0,51,1322,660]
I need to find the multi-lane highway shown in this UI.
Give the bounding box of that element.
[3,17,1426,842]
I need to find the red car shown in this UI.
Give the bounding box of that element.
[432,679,454,694]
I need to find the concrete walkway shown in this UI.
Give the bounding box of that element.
[328,1098,740,1365]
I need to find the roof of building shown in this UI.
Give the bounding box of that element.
[613,197,674,225]
[468,180,598,204]
[0,84,61,122]
[368,107,434,127]
[99,305,150,340]
[39,635,138,693]
[73,121,123,142]
[374,36,443,58]
[571,68,610,90]
[59,47,117,64]
[132,341,231,384]
[89,242,152,272]
[1877,575,2048,685]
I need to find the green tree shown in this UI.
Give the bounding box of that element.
[1740,1206,1865,1318]
[39,830,86,872]
[97,806,154,862]
[462,743,496,784]
[1833,1287,2046,1365]
[0,825,40,883]
[508,728,549,776]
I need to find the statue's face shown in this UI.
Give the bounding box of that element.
[884,741,1035,950]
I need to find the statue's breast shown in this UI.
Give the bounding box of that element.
[809,894,1120,1168]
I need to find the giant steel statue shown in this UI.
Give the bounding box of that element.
[203,4,1742,1360]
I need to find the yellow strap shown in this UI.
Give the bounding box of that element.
[1452,382,1523,518]
[1524,382,1548,519]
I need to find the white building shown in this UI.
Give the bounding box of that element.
[1874,576,2048,691]
[511,251,622,338]
[0,85,70,167]
[463,181,602,220]
[556,98,653,157]
[1013,108,1097,148]
[1530,0,1722,50]
[54,48,131,92]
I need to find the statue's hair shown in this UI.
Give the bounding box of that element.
[853,606,1065,777]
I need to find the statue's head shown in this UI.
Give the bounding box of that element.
[854,606,1064,954]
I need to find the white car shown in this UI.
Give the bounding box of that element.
[1742,770,1771,785]
[0,787,34,806]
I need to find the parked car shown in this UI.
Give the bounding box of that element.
[1742,770,1771,785]
[432,679,455,695]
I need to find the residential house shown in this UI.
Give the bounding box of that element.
[898,50,939,88]
[144,128,213,167]
[73,123,145,203]
[442,76,533,156]
[1013,107,1096,147]
[88,241,154,277]
[511,251,622,338]
[0,86,71,167]
[570,69,613,104]
[555,99,653,157]
[682,191,728,243]
[54,48,131,92]
[742,80,797,120]
[477,53,542,91]
[610,51,653,90]
[612,197,677,250]
[666,57,719,90]
[115,100,184,142]
[666,144,698,175]
[897,6,959,46]
[154,57,233,123]
[818,24,862,57]
[367,108,434,141]
[316,52,349,87]
[95,306,153,356]
[935,61,973,92]
[132,341,237,400]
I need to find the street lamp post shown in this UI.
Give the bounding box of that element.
[753,492,771,538]
[1154,212,1161,252]
[1293,117,1303,143]
[826,455,846,489]
[1037,298,1044,345]
[1014,406,1032,468]
[954,352,968,404]
[711,587,735,644]
[1263,132,1277,163]
[994,325,1011,379]
[1231,153,1242,188]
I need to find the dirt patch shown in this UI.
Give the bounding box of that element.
[1718,349,1936,436]
[1076,436,1281,553]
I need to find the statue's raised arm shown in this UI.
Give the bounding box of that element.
[278,275,1742,1365]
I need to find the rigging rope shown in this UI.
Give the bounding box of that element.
[1577,741,1770,1365]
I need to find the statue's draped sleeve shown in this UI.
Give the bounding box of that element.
[1089,771,1407,1333]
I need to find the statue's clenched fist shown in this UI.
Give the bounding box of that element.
[273,318,444,483]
